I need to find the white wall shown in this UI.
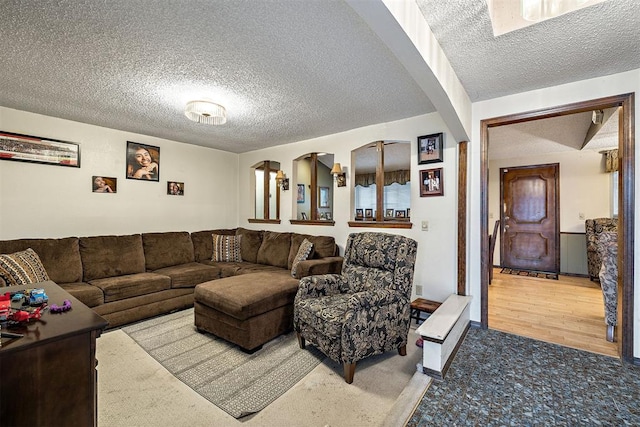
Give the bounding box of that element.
[470,69,640,357]
[239,113,459,303]
[0,107,239,239]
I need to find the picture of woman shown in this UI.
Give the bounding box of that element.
[92,176,116,193]
[167,181,184,195]
[126,142,160,181]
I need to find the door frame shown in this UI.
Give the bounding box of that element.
[479,93,635,362]
[500,163,560,273]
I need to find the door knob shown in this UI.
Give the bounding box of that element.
[504,216,510,221]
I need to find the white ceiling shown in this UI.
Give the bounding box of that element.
[0,1,638,154]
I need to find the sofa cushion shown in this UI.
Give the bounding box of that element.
[191,229,236,262]
[142,232,195,271]
[80,234,146,281]
[0,237,82,284]
[256,231,292,268]
[58,282,104,308]
[291,239,315,278]
[0,248,50,287]
[88,272,171,303]
[288,234,336,269]
[153,262,220,288]
[212,234,242,262]
[195,272,300,321]
[236,228,263,263]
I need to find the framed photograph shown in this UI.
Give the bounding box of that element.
[92,176,116,193]
[420,168,444,197]
[319,186,330,208]
[297,184,305,203]
[418,132,443,164]
[355,208,364,219]
[407,208,411,218]
[282,178,289,191]
[167,181,184,196]
[0,130,80,167]
[126,141,160,181]
[395,210,406,218]
[385,208,394,218]
[301,212,308,220]
[325,212,332,220]
[365,208,373,218]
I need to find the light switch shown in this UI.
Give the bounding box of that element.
[421,221,429,231]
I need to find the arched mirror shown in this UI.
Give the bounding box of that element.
[294,152,334,222]
[352,141,411,226]
[251,160,280,221]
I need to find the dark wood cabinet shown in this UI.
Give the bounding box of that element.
[1,281,108,427]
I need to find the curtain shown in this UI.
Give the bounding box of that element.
[354,170,410,187]
[603,149,618,173]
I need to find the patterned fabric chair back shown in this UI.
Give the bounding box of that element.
[585,218,617,281]
[341,232,417,295]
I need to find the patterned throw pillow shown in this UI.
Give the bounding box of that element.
[212,234,243,262]
[291,239,315,278]
[0,248,50,287]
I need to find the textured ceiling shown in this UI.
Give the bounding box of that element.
[0,1,638,154]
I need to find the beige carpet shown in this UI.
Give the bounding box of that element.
[97,318,431,427]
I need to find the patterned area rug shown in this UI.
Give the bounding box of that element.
[122,308,324,418]
[500,267,558,280]
[407,328,640,425]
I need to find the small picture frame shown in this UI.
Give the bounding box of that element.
[297,184,305,203]
[282,178,289,191]
[301,212,308,220]
[167,181,184,195]
[385,208,394,218]
[420,168,444,197]
[407,208,411,218]
[92,176,117,193]
[325,212,332,220]
[355,209,364,220]
[395,209,406,218]
[418,133,444,164]
[126,141,160,181]
[365,208,373,218]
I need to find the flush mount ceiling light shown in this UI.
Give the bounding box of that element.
[184,100,227,125]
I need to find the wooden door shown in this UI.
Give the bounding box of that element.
[500,164,559,273]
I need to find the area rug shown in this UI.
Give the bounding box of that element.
[121,308,324,418]
[500,267,558,280]
[407,328,640,425]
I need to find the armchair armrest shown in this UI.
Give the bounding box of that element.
[297,274,346,298]
[293,256,344,279]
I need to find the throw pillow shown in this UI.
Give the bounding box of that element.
[291,239,315,278]
[0,248,50,287]
[212,234,242,262]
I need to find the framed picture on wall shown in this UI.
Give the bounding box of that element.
[167,181,184,195]
[92,176,116,193]
[418,132,444,165]
[0,130,80,167]
[420,168,444,197]
[319,186,330,208]
[297,184,305,203]
[126,141,160,181]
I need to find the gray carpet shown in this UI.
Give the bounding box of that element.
[122,308,324,418]
[408,327,640,425]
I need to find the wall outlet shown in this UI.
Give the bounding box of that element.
[421,220,429,231]
[415,285,423,295]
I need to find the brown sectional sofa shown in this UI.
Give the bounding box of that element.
[0,228,343,334]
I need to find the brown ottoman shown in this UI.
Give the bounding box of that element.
[194,272,300,352]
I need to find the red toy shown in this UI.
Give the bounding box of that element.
[0,293,11,321]
[8,305,45,323]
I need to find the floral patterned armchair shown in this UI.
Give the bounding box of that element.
[585,218,617,281]
[293,232,417,384]
[597,230,618,342]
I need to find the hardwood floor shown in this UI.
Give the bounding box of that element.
[488,268,618,357]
